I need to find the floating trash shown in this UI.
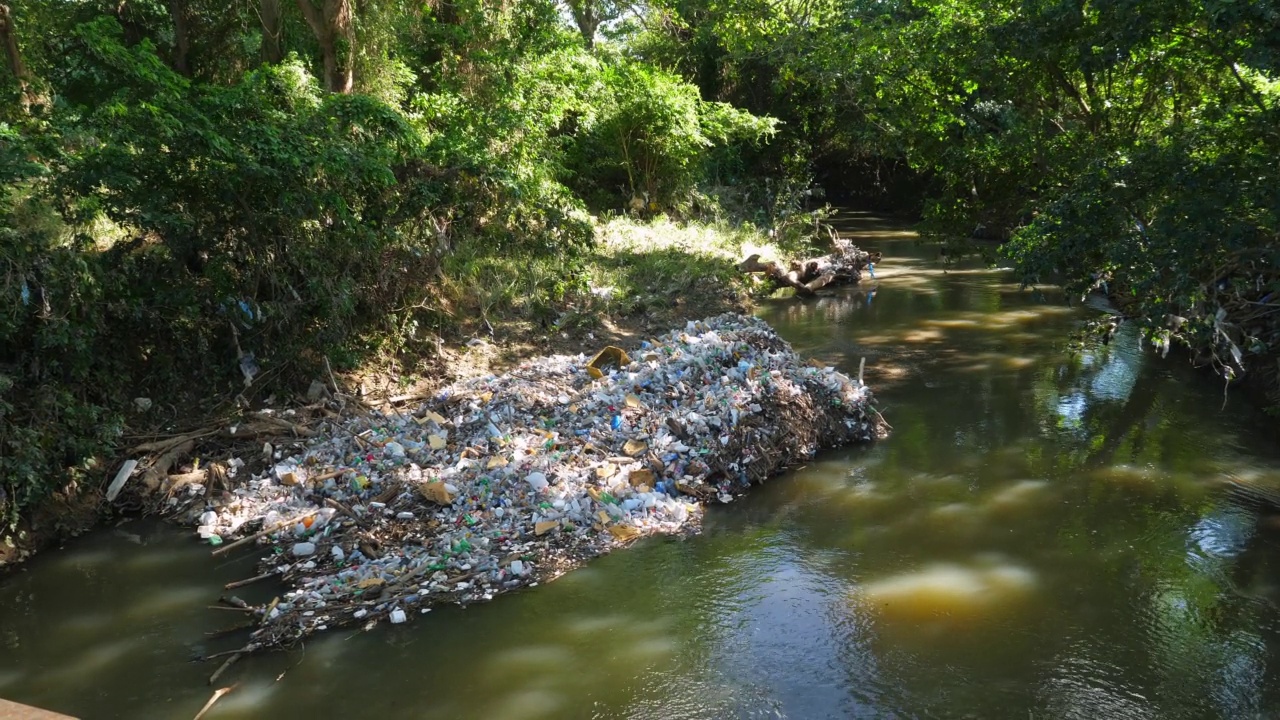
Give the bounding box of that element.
[195,314,886,650]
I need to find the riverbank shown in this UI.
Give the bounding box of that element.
[0,216,814,571]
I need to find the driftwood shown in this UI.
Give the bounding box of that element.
[738,232,882,298]
[207,654,241,686]
[142,439,195,491]
[123,412,322,510]
[193,686,236,719]
[130,415,317,456]
[224,571,277,590]
[210,511,318,557]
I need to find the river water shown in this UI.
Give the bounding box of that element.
[4,213,1280,719]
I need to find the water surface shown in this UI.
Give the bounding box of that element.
[4,212,1280,719]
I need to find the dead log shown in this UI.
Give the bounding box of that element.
[738,232,881,298]
[142,439,195,491]
[164,468,207,495]
[804,272,839,293]
[738,254,816,297]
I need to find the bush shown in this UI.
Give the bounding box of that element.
[0,18,594,528]
[562,57,776,212]
[1002,106,1280,387]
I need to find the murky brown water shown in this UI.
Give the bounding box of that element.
[5,212,1280,719]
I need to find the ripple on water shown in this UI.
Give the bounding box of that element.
[1037,650,1157,720]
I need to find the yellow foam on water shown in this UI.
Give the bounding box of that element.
[487,645,574,670]
[485,689,566,720]
[855,560,1037,621]
[986,480,1050,510]
[929,502,977,521]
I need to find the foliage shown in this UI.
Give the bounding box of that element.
[0,2,779,527]
[8,0,1275,531]
[564,55,776,210]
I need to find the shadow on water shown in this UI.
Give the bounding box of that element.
[4,212,1280,719]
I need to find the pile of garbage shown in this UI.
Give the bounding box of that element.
[197,314,884,650]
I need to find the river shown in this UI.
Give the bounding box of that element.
[4,212,1280,719]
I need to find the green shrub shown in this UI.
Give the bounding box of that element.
[0,17,594,528]
[562,57,776,211]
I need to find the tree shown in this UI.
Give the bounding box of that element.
[261,0,285,63]
[296,0,354,92]
[167,0,191,74]
[0,3,35,109]
[563,0,621,48]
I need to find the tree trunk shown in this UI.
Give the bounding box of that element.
[168,0,192,75]
[261,0,284,64]
[296,0,354,93]
[565,0,600,48]
[115,0,147,46]
[0,3,34,110]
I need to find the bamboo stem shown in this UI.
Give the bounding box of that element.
[211,511,317,557]
[224,571,277,590]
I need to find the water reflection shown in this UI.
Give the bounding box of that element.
[4,214,1280,718]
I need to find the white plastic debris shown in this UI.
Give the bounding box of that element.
[193,314,884,647]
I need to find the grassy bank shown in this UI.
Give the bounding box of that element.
[0,214,802,568]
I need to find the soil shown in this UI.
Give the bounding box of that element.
[0,483,104,569]
[352,284,751,407]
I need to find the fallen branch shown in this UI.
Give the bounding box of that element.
[738,232,881,299]
[385,391,430,405]
[164,468,207,495]
[311,468,349,483]
[133,420,316,457]
[142,439,195,491]
[324,497,369,529]
[131,430,216,455]
[211,511,318,557]
[224,571,277,590]
[205,622,256,639]
[804,271,839,293]
[204,645,255,662]
[324,355,344,397]
[738,254,815,297]
[193,685,236,719]
[208,654,241,686]
[247,412,317,438]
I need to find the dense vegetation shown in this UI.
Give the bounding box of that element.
[1,0,1277,529]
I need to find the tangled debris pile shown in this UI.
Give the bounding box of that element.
[197,314,884,652]
[738,234,882,297]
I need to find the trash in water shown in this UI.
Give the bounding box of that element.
[193,314,886,650]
